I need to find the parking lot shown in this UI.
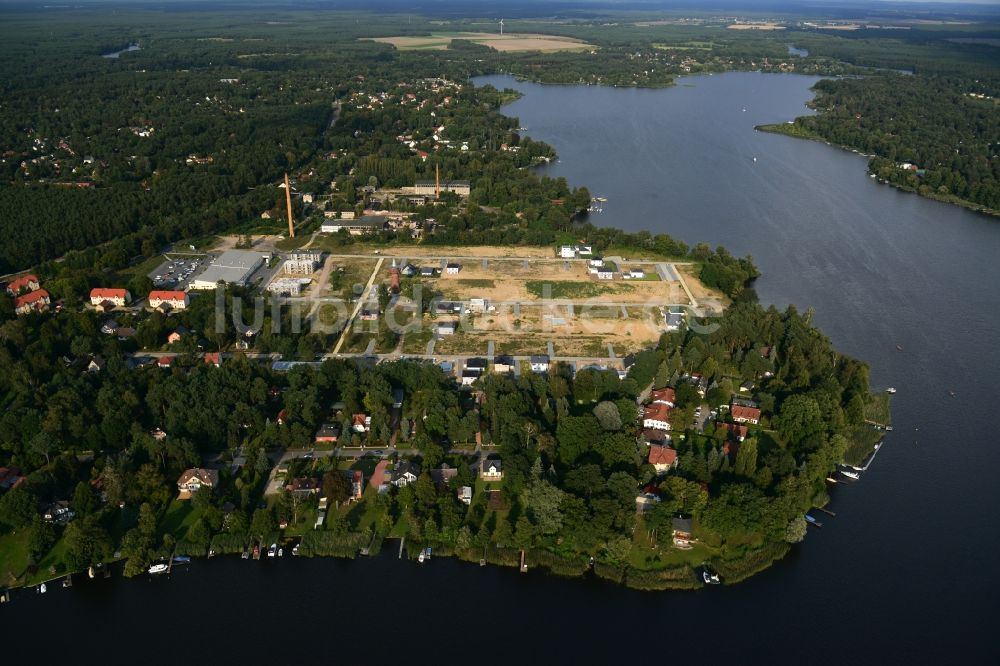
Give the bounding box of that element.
[148,254,210,290]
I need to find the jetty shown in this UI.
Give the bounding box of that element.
[519,550,528,573]
[814,506,836,517]
[398,537,405,559]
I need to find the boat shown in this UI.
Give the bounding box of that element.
[418,550,425,563]
[752,157,757,162]
[278,548,284,557]
[38,583,47,594]
[62,575,72,588]
[702,568,721,585]
[896,344,903,351]
[267,543,277,558]
[88,566,95,579]
[840,470,860,480]
[241,549,249,559]
[886,387,897,394]
[252,545,261,560]
[804,514,823,527]
[292,544,300,556]
[148,563,168,574]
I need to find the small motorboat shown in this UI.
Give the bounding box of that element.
[241,549,249,560]
[267,543,277,558]
[278,548,284,557]
[886,387,897,394]
[840,470,860,480]
[38,583,47,594]
[148,563,168,575]
[702,569,721,585]
[292,544,300,556]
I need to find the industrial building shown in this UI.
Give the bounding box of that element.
[189,250,268,290]
[320,216,387,235]
[412,179,470,197]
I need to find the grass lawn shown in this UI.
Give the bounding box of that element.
[630,519,717,570]
[526,280,622,299]
[0,529,31,585]
[160,499,203,541]
[28,537,72,585]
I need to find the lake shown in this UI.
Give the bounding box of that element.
[4,72,999,664]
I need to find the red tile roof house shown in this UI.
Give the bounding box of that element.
[651,387,676,407]
[352,413,370,433]
[148,290,189,311]
[14,289,50,315]
[6,274,39,295]
[157,355,175,368]
[89,288,131,307]
[203,352,222,367]
[731,405,762,425]
[176,468,219,499]
[648,444,678,474]
[642,403,672,431]
[719,422,749,442]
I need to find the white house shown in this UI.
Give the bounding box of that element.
[458,486,473,505]
[642,403,672,431]
[176,468,219,495]
[468,298,489,313]
[576,245,593,256]
[89,288,131,307]
[589,257,604,268]
[480,459,503,481]
[596,269,614,280]
[148,290,189,311]
[437,321,458,336]
[560,246,576,258]
[529,355,550,373]
[445,263,462,275]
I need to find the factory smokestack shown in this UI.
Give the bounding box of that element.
[284,172,295,238]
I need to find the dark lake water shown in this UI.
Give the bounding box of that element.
[4,72,999,664]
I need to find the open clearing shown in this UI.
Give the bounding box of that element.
[366,32,594,52]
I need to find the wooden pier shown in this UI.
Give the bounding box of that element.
[814,506,836,517]
[519,550,528,573]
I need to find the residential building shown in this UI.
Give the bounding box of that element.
[468,298,489,313]
[560,246,576,258]
[203,352,222,367]
[672,517,694,548]
[89,288,131,307]
[596,268,614,280]
[167,326,188,344]
[0,467,25,491]
[493,355,515,374]
[419,267,437,277]
[460,370,479,386]
[87,356,106,373]
[148,290,189,311]
[648,444,678,474]
[287,477,321,497]
[7,274,39,295]
[352,413,370,433]
[636,492,661,514]
[665,309,684,331]
[176,468,219,496]
[392,388,404,409]
[157,356,175,369]
[445,263,461,275]
[651,387,676,407]
[731,405,762,425]
[348,470,364,500]
[14,289,50,315]
[458,486,473,505]
[624,268,645,280]
[436,320,458,336]
[315,423,341,443]
[430,464,458,487]
[589,257,604,268]
[100,320,119,335]
[643,403,672,431]
[391,460,420,488]
[719,421,748,442]
[641,429,671,446]
[466,357,488,373]
[480,458,503,481]
[529,355,550,373]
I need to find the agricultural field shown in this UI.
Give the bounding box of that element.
[366,32,594,52]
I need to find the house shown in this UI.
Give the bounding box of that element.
[458,486,473,505]
[468,298,489,313]
[167,326,189,344]
[352,413,370,433]
[116,327,136,340]
[493,355,515,374]
[148,290,188,311]
[287,477,321,497]
[648,444,678,474]
[641,429,671,446]
[14,289,50,315]
[672,517,694,548]
[401,263,418,278]
[0,467,25,491]
[176,468,219,496]
[277,409,289,425]
[347,470,364,500]
[436,320,458,336]
[576,245,593,256]
[739,380,756,393]
[87,356,106,373]
[651,387,676,407]
[635,492,661,514]
[430,464,458,487]
[392,388,404,409]
[419,267,437,277]
[445,263,461,275]
[625,268,645,280]
[391,460,420,488]
[100,320,120,335]
[360,309,379,321]
[44,501,75,525]
[731,404,761,425]
[203,352,222,367]
[560,246,576,258]
[460,370,479,386]
[435,301,462,315]
[466,357,488,373]
[315,423,341,443]
[529,355,550,373]
[480,458,503,481]
[719,421,748,442]
[643,403,672,431]
[6,274,40,295]
[89,288,131,307]
[157,356,175,368]
[596,268,614,280]
[665,309,684,331]
[589,257,604,268]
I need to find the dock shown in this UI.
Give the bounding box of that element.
[398,537,405,559]
[814,506,836,517]
[519,550,528,573]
